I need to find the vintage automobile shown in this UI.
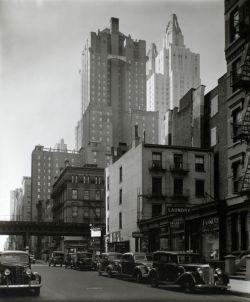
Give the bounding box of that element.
[117,252,153,283]
[149,251,230,292]
[0,250,42,296]
[72,252,93,270]
[97,252,122,276]
[48,251,65,267]
[64,252,75,269]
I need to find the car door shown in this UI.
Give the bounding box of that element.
[165,255,179,282]
[121,254,129,274]
[158,253,169,281]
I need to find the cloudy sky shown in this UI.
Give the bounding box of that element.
[0,0,225,249]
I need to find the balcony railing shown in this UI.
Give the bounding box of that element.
[231,122,250,141]
[170,163,189,174]
[231,65,250,90]
[148,160,166,172]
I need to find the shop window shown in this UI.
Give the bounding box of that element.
[195,180,205,197]
[152,177,162,196]
[119,212,122,229]
[174,154,183,169]
[174,178,183,196]
[119,189,122,204]
[72,189,78,200]
[231,214,238,250]
[195,155,205,172]
[152,204,162,217]
[240,212,247,250]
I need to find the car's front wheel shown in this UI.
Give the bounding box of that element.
[150,274,158,288]
[33,288,40,296]
[135,271,142,283]
[182,280,194,293]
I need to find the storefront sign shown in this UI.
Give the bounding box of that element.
[91,228,101,237]
[166,207,190,214]
[202,216,219,231]
[132,232,144,238]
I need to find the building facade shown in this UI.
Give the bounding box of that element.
[75,17,158,166]
[146,14,201,143]
[31,142,83,222]
[224,0,250,254]
[105,142,214,256]
[51,165,105,252]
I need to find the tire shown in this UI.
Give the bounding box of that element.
[135,271,142,283]
[151,274,159,288]
[33,288,40,296]
[182,280,194,293]
[107,268,112,278]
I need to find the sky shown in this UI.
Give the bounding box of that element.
[0,0,226,249]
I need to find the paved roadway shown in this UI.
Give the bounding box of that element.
[0,263,248,302]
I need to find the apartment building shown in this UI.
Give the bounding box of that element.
[106,142,214,257]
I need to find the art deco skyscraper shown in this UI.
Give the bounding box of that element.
[147,14,201,143]
[75,18,158,166]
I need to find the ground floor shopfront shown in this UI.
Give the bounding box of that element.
[139,201,227,262]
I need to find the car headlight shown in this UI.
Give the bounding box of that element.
[215,268,222,275]
[26,268,32,275]
[4,269,10,276]
[197,268,203,276]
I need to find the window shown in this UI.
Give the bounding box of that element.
[95,176,98,184]
[83,190,89,200]
[95,191,101,200]
[195,155,205,172]
[83,175,90,184]
[152,152,162,168]
[152,204,162,217]
[119,212,122,229]
[95,208,101,218]
[72,206,78,217]
[107,217,109,232]
[72,189,78,200]
[107,196,109,210]
[195,180,205,197]
[174,179,183,196]
[232,161,242,193]
[152,177,162,196]
[211,127,217,147]
[119,189,122,204]
[232,108,243,140]
[210,95,218,117]
[107,176,110,191]
[83,209,89,218]
[174,154,183,169]
[119,166,122,183]
[230,8,239,42]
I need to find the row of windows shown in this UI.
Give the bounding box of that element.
[71,189,101,200]
[71,175,103,185]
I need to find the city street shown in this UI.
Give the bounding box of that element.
[0,263,248,302]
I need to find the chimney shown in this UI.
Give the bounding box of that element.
[110,17,119,34]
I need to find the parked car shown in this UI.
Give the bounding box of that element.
[48,251,65,267]
[97,252,122,276]
[0,250,42,296]
[72,252,93,270]
[117,252,153,283]
[64,252,75,269]
[149,251,230,292]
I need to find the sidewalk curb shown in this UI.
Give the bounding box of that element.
[228,290,250,298]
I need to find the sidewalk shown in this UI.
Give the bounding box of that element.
[228,279,250,298]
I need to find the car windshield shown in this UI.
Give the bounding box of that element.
[108,254,121,261]
[0,253,29,265]
[134,255,147,261]
[54,253,64,257]
[178,254,201,264]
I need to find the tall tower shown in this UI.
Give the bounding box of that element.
[147,14,201,143]
[75,18,158,166]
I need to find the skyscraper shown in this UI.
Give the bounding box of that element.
[75,18,158,166]
[147,14,201,143]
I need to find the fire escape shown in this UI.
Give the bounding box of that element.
[231,2,250,195]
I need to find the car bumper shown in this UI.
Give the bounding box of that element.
[0,284,42,289]
[195,284,230,290]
